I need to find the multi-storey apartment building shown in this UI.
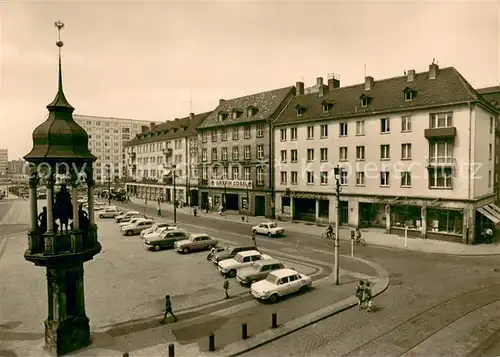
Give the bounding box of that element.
[74,114,154,184]
[273,63,499,244]
[124,112,210,205]
[0,149,8,175]
[7,159,27,175]
[197,87,294,217]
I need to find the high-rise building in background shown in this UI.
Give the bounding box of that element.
[0,149,8,175]
[73,114,157,184]
[7,159,27,175]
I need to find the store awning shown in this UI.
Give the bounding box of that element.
[477,203,500,224]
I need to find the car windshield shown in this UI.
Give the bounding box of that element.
[265,274,279,284]
[269,223,278,228]
[188,235,197,241]
[234,254,244,263]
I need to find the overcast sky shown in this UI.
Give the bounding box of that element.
[0,0,499,159]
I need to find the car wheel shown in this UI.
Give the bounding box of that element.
[183,247,190,254]
[252,229,257,234]
[126,231,131,236]
[228,270,236,278]
[269,294,279,303]
[267,232,272,238]
[99,214,103,218]
[207,245,213,250]
[154,245,160,251]
[299,285,308,294]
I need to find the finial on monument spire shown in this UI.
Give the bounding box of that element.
[47,20,74,113]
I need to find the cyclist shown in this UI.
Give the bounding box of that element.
[325,224,334,237]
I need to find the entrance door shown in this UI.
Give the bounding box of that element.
[340,201,349,225]
[191,190,199,207]
[255,196,266,216]
[201,192,208,209]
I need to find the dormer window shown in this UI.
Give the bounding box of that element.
[296,104,305,116]
[322,101,332,113]
[405,92,413,101]
[218,112,229,121]
[359,93,371,108]
[403,87,417,102]
[247,106,257,117]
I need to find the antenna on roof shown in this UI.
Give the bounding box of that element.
[432,58,435,64]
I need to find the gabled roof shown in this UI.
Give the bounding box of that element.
[274,67,497,126]
[197,86,294,129]
[124,111,211,146]
[477,86,500,110]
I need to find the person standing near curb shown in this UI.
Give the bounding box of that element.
[364,282,373,312]
[355,280,365,310]
[223,276,230,299]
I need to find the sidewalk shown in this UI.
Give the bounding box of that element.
[128,197,500,256]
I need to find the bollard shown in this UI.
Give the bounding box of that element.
[123,353,129,357]
[241,322,248,339]
[271,312,278,328]
[168,344,175,357]
[208,333,215,351]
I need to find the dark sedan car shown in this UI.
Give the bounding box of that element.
[211,244,256,264]
[144,230,189,251]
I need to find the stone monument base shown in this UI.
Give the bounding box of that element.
[44,316,91,356]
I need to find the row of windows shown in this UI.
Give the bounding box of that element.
[131,139,186,154]
[201,145,265,161]
[80,120,141,129]
[201,125,265,143]
[201,166,265,184]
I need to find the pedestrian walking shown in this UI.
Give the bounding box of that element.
[355,280,365,310]
[160,295,177,323]
[364,282,373,312]
[145,197,148,205]
[193,206,198,217]
[223,276,230,299]
[251,233,257,249]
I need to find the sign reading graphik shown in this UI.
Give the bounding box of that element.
[210,180,253,189]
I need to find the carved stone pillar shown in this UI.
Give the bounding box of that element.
[29,173,39,231]
[385,204,391,233]
[46,175,55,232]
[71,183,79,230]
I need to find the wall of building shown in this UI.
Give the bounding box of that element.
[473,105,496,198]
[0,149,8,175]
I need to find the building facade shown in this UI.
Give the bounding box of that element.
[197,87,294,217]
[0,149,8,175]
[7,159,27,175]
[124,112,210,205]
[74,114,155,184]
[273,63,499,244]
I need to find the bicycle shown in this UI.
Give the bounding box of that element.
[321,231,335,239]
[354,236,366,245]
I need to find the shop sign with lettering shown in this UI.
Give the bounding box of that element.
[210,179,253,189]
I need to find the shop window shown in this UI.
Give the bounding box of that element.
[427,208,463,235]
[391,205,421,229]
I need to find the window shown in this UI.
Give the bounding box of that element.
[280,129,287,141]
[356,172,365,186]
[340,123,348,136]
[256,124,264,137]
[244,126,251,139]
[256,167,264,185]
[232,127,239,140]
[280,150,287,162]
[307,149,314,162]
[401,116,412,132]
[320,171,328,185]
[401,143,412,160]
[232,147,239,160]
[213,166,219,178]
[356,146,365,161]
[211,148,217,161]
[339,147,348,161]
[248,107,256,117]
[401,171,411,187]
[429,168,452,188]
[291,171,298,184]
[320,148,328,161]
[296,107,303,116]
[356,121,365,135]
[222,147,228,161]
[340,171,347,185]
[307,171,314,184]
[490,117,494,134]
[211,130,217,142]
[380,118,390,133]
[222,167,228,180]
[307,126,314,139]
[380,171,390,186]
[281,171,287,184]
[232,166,239,179]
[257,145,264,160]
[489,144,492,160]
[244,167,251,180]
[429,141,453,164]
[322,103,330,113]
[291,149,298,162]
[489,170,492,187]
[380,145,390,160]
[361,97,368,107]
[320,125,328,138]
[220,128,227,141]
[430,112,453,128]
[405,91,413,101]
[290,128,297,141]
[202,167,208,180]
[244,145,251,160]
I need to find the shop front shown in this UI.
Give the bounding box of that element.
[359,202,385,228]
[293,197,316,222]
[426,208,464,243]
[390,205,422,238]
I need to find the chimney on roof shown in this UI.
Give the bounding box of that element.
[150,122,156,130]
[219,99,225,105]
[328,76,340,90]
[296,81,304,96]
[189,112,194,120]
[317,77,327,97]
[364,76,374,91]
[141,125,149,133]
[316,77,323,88]
[429,62,439,80]
[174,118,179,121]
[407,69,415,82]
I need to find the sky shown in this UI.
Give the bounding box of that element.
[0,0,499,159]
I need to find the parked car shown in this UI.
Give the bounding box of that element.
[119,217,147,228]
[144,230,189,251]
[98,206,123,218]
[211,244,257,264]
[236,259,285,285]
[115,211,140,223]
[141,223,178,240]
[217,250,272,277]
[174,233,218,254]
[251,268,312,303]
[252,222,285,237]
[121,219,155,236]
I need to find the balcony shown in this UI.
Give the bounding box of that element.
[424,127,456,140]
[426,157,456,167]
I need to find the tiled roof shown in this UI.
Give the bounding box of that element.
[197,86,295,129]
[124,112,211,147]
[477,86,500,109]
[274,67,497,126]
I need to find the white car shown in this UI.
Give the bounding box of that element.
[252,222,284,237]
[141,223,178,240]
[119,217,147,228]
[217,250,272,277]
[98,206,123,218]
[121,219,155,236]
[251,268,312,303]
[115,211,140,223]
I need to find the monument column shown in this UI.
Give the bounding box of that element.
[46,175,55,232]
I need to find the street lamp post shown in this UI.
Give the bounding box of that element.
[333,165,342,286]
[223,179,227,212]
[172,164,177,224]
